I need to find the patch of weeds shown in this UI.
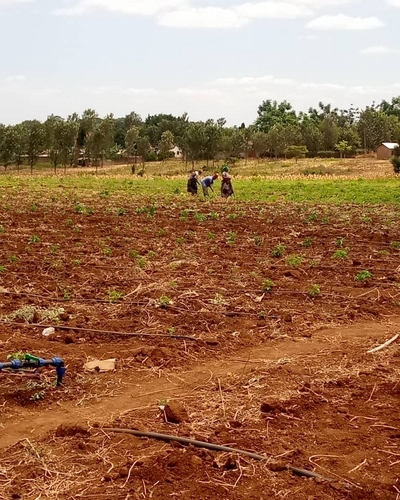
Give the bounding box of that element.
[6,305,65,323]
[228,213,237,221]
[129,250,139,259]
[309,260,319,268]
[361,215,372,223]
[99,189,110,198]
[332,249,349,259]
[378,250,389,256]
[29,235,40,244]
[157,229,166,237]
[71,259,81,266]
[253,235,263,246]
[176,237,186,245]
[147,250,156,260]
[210,212,220,220]
[307,211,318,222]
[308,284,321,297]
[169,280,178,288]
[73,227,80,234]
[271,244,286,258]
[262,279,275,292]
[0,226,4,235]
[195,212,208,222]
[302,237,312,248]
[336,237,345,248]
[61,286,73,300]
[286,255,303,267]
[207,232,216,241]
[180,210,189,221]
[30,204,38,212]
[210,293,229,306]
[158,295,173,308]
[167,327,176,335]
[7,351,25,361]
[226,231,237,245]
[258,311,267,319]
[103,247,112,257]
[108,290,124,303]
[50,245,59,254]
[355,270,373,282]
[0,265,7,273]
[391,241,400,250]
[321,217,329,224]
[9,255,18,263]
[137,257,147,269]
[116,208,126,216]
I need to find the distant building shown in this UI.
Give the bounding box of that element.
[170,146,183,159]
[376,142,399,160]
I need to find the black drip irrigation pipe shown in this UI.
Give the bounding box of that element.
[102,428,325,481]
[0,321,197,341]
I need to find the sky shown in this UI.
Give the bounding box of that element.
[0,0,399,125]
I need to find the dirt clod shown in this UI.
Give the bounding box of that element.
[164,401,189,424]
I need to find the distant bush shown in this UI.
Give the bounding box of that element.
[392,151,400,174]
[147,151,158,162]
[316,151,340,159]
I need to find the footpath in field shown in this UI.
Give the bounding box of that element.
[1,195,400,498]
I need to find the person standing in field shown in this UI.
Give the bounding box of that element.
[201,174,218,197]
[187,170,202,195]
[221,165,234,199]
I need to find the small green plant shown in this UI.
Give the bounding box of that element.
[0,225,4,234]
[137,257,147,269]
[29,235,40,244]
[321,217,329,224]
[258,311,267,319]
[167,327,176,335]
[335,237,345,248]
[228,213,237,221]
[103,247,113,257]
[226,231,237,245]
[211,293,229,306]
[307,211,318,222]
[332,249,349,259]
[30,204,38,212]
[108,290,124,303]
[286,255,303,267]
[355,270,373,282]
[7,351,25,361]
[207,232,216,241]
[147,250,156,260]
[176,237,186,245]
[180,210,189,221]
[262,279,275,292]
[271,244,286,258]
[50,245,59,254]
[0,265,7,273]
[116,208,126,216]
[391,241,400,250]
[71,259,81,266]
[361,215,372,223]
[157,229,166,237]
[308,284,321,297]
[253,235,263,246]
[66,219,73,227]
[210,212,220,220]
[158,295,172,308]
[9,255,18,263]
[129,249,139,259]
[195,212,207,222]
[302,237,312,248]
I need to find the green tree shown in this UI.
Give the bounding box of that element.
[185,123,206,166]
[335,140,352,159]
[255,100,298,133]
[204,120,222,166]
[125,126,141,172]
[60,118,79,173]
[158,130,174,161]
[0,126,18,172]
[252,131,269,161]
[45,115,65,174]
[23,120,44,174]
[285,145,308,163]
[137,136,151,172]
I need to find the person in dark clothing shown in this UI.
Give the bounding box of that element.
[221,165,234,199]
[187,170,202,195]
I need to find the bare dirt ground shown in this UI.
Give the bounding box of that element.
[1,195,400,499]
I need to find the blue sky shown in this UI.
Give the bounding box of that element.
[0,0,399,125]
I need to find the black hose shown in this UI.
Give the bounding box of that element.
[102,428,325,480]
[0,321,197,341]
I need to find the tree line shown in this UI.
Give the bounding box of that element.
[1,96,400,172]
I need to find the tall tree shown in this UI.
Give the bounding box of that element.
[158,130,174,161]
[255,100,298,133]
[23,120,44,174]
[125,126,141,172]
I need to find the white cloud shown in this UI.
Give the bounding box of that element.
[235,2,312,20]
[0,0,35,3]
[55,0,357,29]
[214,75,295,86]
[298,33,319,40]
[6,74,26,81]
[177,87,220,97]
[159,7,248,28]
[55,0,188,17]
[361,45,399,55]
[307,14,384,30]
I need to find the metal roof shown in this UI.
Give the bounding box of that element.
[381,142,399,149]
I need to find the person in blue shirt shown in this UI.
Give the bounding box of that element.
[201,174,218,197]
